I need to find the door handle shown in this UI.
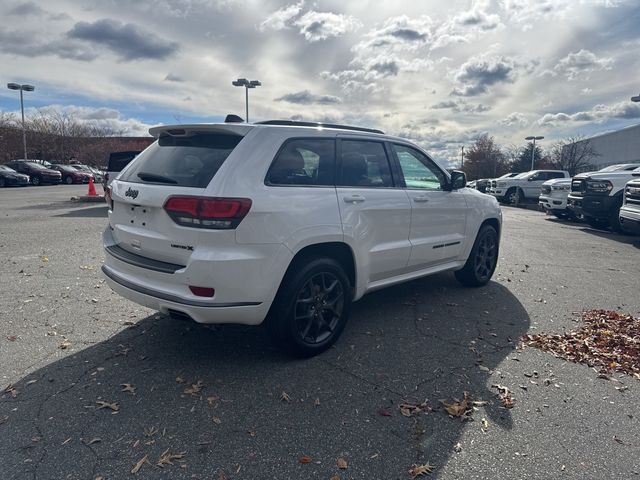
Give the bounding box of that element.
[343,195,366,203]
[413,196,430,203]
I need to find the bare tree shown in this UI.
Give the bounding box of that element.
[462,134,507,180]
[550,136,600,175]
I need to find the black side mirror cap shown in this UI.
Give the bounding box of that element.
[449,170,466,190]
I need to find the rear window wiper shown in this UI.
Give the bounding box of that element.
[137,172,178,184]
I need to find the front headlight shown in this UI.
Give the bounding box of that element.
[551,185,570,191]
[586,180,613,193]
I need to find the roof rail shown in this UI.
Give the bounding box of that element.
[255,120,384,135]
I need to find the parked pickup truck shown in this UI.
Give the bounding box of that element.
[539,178,573,219]
[619,177,640,234]
[491,170,569,205]
[567,166,640,232]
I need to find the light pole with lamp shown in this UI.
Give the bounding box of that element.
[7,82,35,160]
[232,78,261,122]
[525,135,544,171]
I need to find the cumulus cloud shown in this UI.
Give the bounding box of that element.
[293,11,361,42]
[8,1,45,16]
[553,49,613,80]
[452,2,502,31]
[259,3,360,42]
[499,112,529,127]
[0,28,97,61]
[164,73,184,82]
[538,101,640,125]
[431,100,491,114]
[259,1,304,31]
[275,90,342,105]
[451,56,519,96]
[67,19,179,61]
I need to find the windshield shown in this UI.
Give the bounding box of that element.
[55,165,76,172]
[512,172,529,179]
[598,164,640,172]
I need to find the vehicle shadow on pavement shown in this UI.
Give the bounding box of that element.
[55,205,108,218]
[578,227,640,246]
[0,273,529,479]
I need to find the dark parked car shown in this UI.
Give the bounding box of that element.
[6,160,62,186]
[51,164,93,184]
[0,165,30,187]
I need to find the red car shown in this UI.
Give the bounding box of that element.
[6,161,62,185]
[51,164,93,184]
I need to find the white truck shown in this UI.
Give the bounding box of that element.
[491,170,570,205]
[538,178,573,219]
[619,176,640,234]
[568,166,640,232]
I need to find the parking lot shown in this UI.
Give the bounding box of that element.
[1,185,639,479]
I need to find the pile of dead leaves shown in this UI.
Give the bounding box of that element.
[521,310,640,379]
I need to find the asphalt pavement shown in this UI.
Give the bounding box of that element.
[1,185,639,479]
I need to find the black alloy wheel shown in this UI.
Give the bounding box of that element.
[31,175,41,186]
[65,176,73,184]
[267,256,352,357]
[455,224,499,287]
[294,272,344,345]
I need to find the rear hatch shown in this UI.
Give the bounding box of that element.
[107,127,249,267]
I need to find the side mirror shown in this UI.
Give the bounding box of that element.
[450,170,466,190]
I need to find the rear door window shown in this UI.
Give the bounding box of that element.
[108,152,139,172]
[266,138,336,186]
[337,140,394,187]
[119,132,243,188]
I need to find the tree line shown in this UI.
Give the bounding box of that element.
[0,108,150,166]
[460,133,600,180]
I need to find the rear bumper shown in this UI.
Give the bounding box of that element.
[102,227,289,325]
[102,265,270,324]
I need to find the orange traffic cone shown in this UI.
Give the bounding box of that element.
[87,177,98,196]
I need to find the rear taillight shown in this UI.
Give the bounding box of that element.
[105,186,113,209]
[164,196,251,229]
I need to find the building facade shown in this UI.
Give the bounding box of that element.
[564,123,640,172]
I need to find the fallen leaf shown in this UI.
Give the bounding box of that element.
[441,392,472,418]
[87,437,102,445]
[131,455,149,474]
[175,376,186,384]
[6,335,17,342]
[491,384,515,408]
[143,427,158,437]
[613,436,625,445]
[453,443,462,453]
[157,449,186,467]
[218,469,228,480]
[207,395,220,405]
[61,437,72,445]
[41,255,49,263]
[212,416,222,425]
[409,462,435,478]
[337,457,348,469]
[377,408,392,417]
[59,340,72,350]
[399,400,432,417]
[481,417,489,431]
[299,455,313,464]
[121,383,136,394]
[280,391,291,402]
[314,397,320,406]
[96,400,119,412]
[184,380,204,396]
[3,384,18,398]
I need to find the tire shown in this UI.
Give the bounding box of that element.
[608,204,624,234]
[455,224,499,287]
[506,188,523,206]
[585,215,609,230]
[266,256,352,357]
[65,176,73,184]
[31,175,41,186]
[552,211,568,219]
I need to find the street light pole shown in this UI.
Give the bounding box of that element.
[7,82,35,160]
[232,78,261,122]
[525,135,544,171]
[461,146,464,169]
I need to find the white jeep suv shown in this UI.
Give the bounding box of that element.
[492,170,570,205]
[103,120,502,356]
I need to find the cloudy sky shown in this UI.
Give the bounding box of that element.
[1,0,639,166]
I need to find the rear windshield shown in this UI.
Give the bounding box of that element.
[119,132,243,188]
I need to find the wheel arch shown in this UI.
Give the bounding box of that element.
[283,242,356,293]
